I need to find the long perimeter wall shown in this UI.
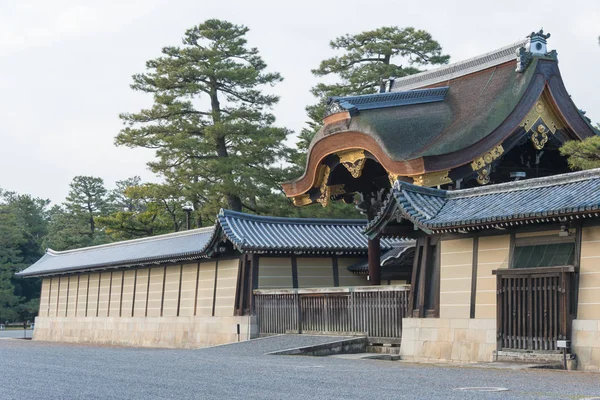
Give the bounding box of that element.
[38,259,240,319]
[34,258,250,348]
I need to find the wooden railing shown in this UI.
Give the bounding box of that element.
[494,266,574,352]
[254,286,410,340]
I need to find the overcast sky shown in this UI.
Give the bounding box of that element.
[1,0,598,203]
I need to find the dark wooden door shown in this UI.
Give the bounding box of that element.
[494,267,574,352]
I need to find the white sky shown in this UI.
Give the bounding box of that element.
[1,0,599,203]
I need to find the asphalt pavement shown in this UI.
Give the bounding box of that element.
[1,335,599,400]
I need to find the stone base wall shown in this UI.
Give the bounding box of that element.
[33,316,257,349]
[400,318,496,363]
[572,320,600,372]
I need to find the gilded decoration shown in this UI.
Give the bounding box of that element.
[470,144,504,186]
[388,173,400,186]
[337,149,367,179]
[317,184,345,207]
[476,168,491,185]
[292,194,312,207]
[314,165,345,207]
[520,97,564,150]
[470,145,504,171]
[411,170,452,187]
[532,124,549,150]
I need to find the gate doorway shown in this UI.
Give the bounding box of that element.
[494,267,575,351]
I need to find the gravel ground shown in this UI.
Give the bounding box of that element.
[1,336,600,400]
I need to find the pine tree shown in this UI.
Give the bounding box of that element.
[561,133,600,170]
[0,190,50,322]
[45,176,111,250]
[97,182,188,239]
[297,27,450,161]
[116,20,295,217]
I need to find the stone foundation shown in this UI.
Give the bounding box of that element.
[400,318,496,363]
[33,316,257,348]
[571,319,600,372]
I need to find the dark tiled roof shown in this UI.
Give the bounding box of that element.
[19,210,402,277]
[17,227,215,277]
[391,40,527,91]
[391,168,600,231]
[213,209,401,253]
[328,87,448,116]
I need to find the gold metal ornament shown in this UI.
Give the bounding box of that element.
[476,168,491,185]
[531,124,549,150]
[520,95,564,150]
[469,144,503,186]
[337,149,367,179]
[471,145,504,171]
[314,166,346,207]
[292,194,312,206]
[316,184,345,207]
[411,170,452,187]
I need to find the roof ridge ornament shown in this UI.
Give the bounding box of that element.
[516,29,557,73]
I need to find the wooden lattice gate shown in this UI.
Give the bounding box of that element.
[253,286,410,341]
[494,267,574,351]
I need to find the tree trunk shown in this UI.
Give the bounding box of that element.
[210,79,243,212]
[378,53,392,93]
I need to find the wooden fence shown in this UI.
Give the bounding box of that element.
[254,286,410,340]
[494,266,574,351]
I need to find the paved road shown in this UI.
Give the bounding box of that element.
[1,336,600,400]
[0,329,31,339]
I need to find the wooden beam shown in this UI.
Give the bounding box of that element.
[234,255,246,316]
[85,275,90,317]
[119,270,125,317]
[144,268,151,317]
[159,266,166,317]
[332,256,339,287]
[65,276,70,317]
[408,243,422,316]
[416,237,429,317]
[470,237,479,319]
[96,272,101,318]
[291,255,299,289]
[176,264,183,317]
[212,260,219,317]
[131,269,138,318]
[508,232,516,268]
[432,237,441,318]
[251,254,259,313]
[193,262,200,316]
[368,236,381,285]
[75,275,80,317]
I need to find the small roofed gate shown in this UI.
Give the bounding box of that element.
[254,286,410,340]
[494,267,575,352]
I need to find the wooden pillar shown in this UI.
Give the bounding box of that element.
[368,236,381,286]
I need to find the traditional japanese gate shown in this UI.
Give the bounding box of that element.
[254,286,410,340]
[494,267,575,351]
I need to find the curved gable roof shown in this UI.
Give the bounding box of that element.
[282,36,597,198]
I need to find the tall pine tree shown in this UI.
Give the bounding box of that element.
[116,20,294,218]
[45,176,111,250]
[296,26,450,162]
